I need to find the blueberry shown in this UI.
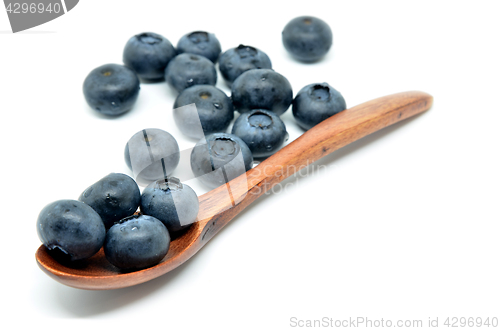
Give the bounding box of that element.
[37,199,105,261]
[173,85,234,139]
[104,214,170,270]
[176,31,221,63]
[78,173,141,230]
[165,53,217,93]
[190,133,253,188]
[83,63,140,116]
[231,109,288,158]
[123,32,176,80]
[282,16,333,62]
[231,69,293,116]
[124,128,180,186]
[218,44,272,85]
[292,83,346,130]
[140,177,199,234]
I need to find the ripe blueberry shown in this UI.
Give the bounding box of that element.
[218,44,272,85]
[37,200,105,261]
[231,109,288,158]
[124,128,180,186]
[123,32,177,80]
[282,16,333,62]
[165,53,217,93]
[104,214,170,270]
[176,31,221,63]
[140,177,199,235]
[231,69,293,116]
[190,133,253,188]
[292,83,346,130]
[78,173,141,230]
[83,63,140,116]
[173,85,234,139]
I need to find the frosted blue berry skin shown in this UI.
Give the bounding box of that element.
[165,53,217,93]
[140,177,199,234]
[282,16,333,62]
[37,200,106,261]
[218,44,272,85]
[231,109,288,158]
[190,133,253,189]
[176,31,221,63]
[78,173,141,230]
[124,128,180,186]
[231,69,293,116]
[292,83,346,130]
[104,214,170,270]
[83,63,140,116]
[173,85,234,139]
[123,32,176,80]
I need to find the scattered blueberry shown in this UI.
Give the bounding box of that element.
[282,16,333,62]
[104,214,170,270]
[176,31,221,63]
[231,109,288,158]
[231,69,293,116]
[173,85,234,139]
[78,173,141,230]
[292,83,346,130]
[83,63,140,116]
[218,44,272,85]
[124,128,180,186]
[123,32,177,80]
[191,133,253,188]
[37,200,105,261]
[165,53,217,93]
[140,177,199,235]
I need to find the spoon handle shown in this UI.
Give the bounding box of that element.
[198,91,433,241]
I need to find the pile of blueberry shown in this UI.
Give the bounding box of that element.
[38,16,347,271]
[37,173,199,269]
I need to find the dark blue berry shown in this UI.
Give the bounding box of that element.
[140,177,199,234]
[37,200,105,261]
[83,64,140,116]
[231,109,288,158]
[176,31,221,63]
[231,69,293,116]
[165,53,217,93]
[104,214,170,270]
[218,44,272,85]
[173,85,234,139]
[124,128,180,186]
[78,173,141,230]
[123,32,176,80]
[292,83,346,130]
[282,16,333,62]
[190,133,253,188]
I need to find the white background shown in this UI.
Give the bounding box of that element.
[1,0,499,330]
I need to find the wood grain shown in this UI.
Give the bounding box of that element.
[36,91,433,290]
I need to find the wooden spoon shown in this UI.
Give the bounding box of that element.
[36,91,433,290]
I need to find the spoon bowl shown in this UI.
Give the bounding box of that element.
[36,91,433,290]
